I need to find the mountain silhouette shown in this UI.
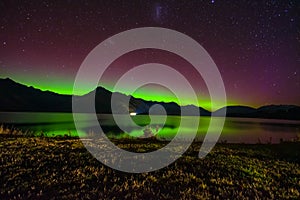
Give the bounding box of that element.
[0,78,72,112]
[0,78,208,116]
[0,78,299,120]
[214,106,257,118]
[214,105,300,120]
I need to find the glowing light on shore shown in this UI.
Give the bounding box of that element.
[130,112,137,116]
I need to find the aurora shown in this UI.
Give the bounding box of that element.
[0,0,299,111]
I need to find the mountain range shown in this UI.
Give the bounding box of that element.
[0,78,299,120]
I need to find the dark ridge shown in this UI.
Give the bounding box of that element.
[0,78,299,120]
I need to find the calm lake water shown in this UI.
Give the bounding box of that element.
[0,112,300,143]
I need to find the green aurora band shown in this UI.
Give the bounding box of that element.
[4,76,240,111]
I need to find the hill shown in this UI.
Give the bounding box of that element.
[0,78,209,116]
[0,78,299,120]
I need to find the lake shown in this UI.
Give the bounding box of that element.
[0,112,300,144]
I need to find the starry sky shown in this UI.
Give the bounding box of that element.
[0,0,299,110]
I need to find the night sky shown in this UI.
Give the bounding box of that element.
[0,0,299,110]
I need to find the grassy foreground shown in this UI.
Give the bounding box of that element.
[0,136,299,199]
